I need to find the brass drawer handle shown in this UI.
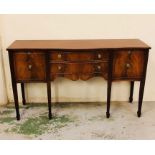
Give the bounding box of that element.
[97,65,101,70]
[98,53,102,59]
[58,54,62,59]
[128,50,131,55]
[28,64,32,70]
[126,63,131,68]
[27,52,31,55]
[58,65,62,70]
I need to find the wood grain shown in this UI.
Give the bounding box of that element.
[14,52,46,81]
[7,39,151,50]
[112,50,145,79]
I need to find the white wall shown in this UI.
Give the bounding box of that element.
[0,15,7,105]
[0,14,155,104]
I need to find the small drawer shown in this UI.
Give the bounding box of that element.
[50,51,94,62]
[93,62,108,73]
[94,63,107,72]
[66,52,94,61]
[94,51,109,61]
[50,52,65,61]
[50,62,79,74]
[50,63,65,73]
[81,62,108,74]
[50,50,109,62]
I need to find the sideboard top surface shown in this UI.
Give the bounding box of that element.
[7,39,151,50]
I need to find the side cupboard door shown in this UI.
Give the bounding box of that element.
[112,49,145,80]
[13,51,46,81]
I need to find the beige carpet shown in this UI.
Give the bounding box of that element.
[0,101,154,140]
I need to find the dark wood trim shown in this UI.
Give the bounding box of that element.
[106,51,114,118]
[47,81,52,119]
[8,51,20,120]
[46,51,52,119]
[137,50,149,117]
[21,83,26,105]
[129,81,134,103]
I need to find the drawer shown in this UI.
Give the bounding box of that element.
[50,50,108,62]
[112,50,145,79]
[50,52,65,61]
[50,62,108,80]
[13,52,46,81]
[65,52,94,61]
[50,62,79,74]
[81,62,108,74]
[94,51,108,61]
[50,62,108,74]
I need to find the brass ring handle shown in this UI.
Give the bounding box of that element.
[28,64,32,70]
[97,65,101,70]
[126,63,130,68]
[98,53,102,59]
[128,51,131,55]
[58,54,62,59]
[58,65,62,70]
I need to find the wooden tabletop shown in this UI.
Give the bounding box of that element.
[7,39,151,50]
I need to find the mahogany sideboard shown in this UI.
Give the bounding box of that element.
[7,39,151,120]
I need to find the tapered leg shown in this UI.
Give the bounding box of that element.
[129,81,134,103]
[137,50,149,117]
[106,80,112,118]
[47,82,52,119]
[106,52,113,118]
[21,83,26,105]
[12,82,20,120]
[137,80,146,117]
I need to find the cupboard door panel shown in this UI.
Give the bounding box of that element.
[113,50,145,80]
[14,52,46,81]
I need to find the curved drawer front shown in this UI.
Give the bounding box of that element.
[50,62,79,74]
[13,52,46,81]
[81,62,108,74]
[50,50,109,62]
[50,52,65,61]
[112,50,145,80]
[80,62,108,80]
[50,62,108,80]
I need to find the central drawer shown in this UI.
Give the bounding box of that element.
[49,50,109,80]
[50,62,108,74]
[50,50,109,62]
[50,62,108,80]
